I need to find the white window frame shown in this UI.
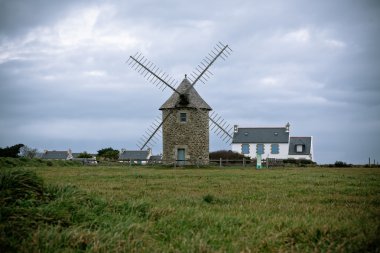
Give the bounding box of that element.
[296,144,303,153]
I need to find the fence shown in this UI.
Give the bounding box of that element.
[97,158,286,168]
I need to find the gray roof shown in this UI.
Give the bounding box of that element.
[159,78,212,110]
[288,137,312,155]
[119,150,150,160]
[232,127,289,143]
[41,151,70,160]
[149,155,162,161]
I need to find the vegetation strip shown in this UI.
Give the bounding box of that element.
[1,166,379,252]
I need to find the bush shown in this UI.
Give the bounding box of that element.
[334,161,352,167]
[0,144,24,158]
[0,169,44,205]
[77,152,93,158]
[0,169,107,252]
[283,159,316,166]
[209,150,248,160]
[97,148,119,160]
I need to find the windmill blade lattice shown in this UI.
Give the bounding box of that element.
[126,53,180,94]
[192,107,233,144]
[136,111,173,150]
[186,42,232,89]
[209,111,233,143]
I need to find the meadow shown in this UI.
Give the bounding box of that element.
[1,165,379,252]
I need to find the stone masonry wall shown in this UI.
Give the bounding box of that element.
[162,108,209,165]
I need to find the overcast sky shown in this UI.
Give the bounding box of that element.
[0,0,379,164]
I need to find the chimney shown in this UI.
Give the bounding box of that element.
[285,122,290,133]
[234,125,239,133]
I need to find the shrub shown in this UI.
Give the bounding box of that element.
[209,150,248,160]
[334,161,352,167]
[283,159,316,166]
[77,152,93,158]
[0,144,24,158]
[0,169,107,252]
[0,169,44,205]
[97,147,119,160]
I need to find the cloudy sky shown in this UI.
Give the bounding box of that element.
[0,0,379,164]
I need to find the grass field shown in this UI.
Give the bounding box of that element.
[1,166,380,252]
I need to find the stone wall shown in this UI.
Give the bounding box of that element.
[162,108,209,165]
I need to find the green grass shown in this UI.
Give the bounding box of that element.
[1,166,379,252]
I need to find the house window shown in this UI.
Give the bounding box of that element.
[296,144,303,153]
[271,144,279,154]
[256,144,264,155]
[241,144,250,154]
[179,112,187,123]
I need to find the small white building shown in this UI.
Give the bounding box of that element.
[231,123,313,161]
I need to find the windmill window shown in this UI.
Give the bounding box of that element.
[271,144,279,154]
[179,112,187,123]
[256,144,264,155]
[296,144,304,153]
[241,144,250,154]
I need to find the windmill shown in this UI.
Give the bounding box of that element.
[126,42,233,165]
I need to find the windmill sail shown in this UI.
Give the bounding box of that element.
[190,107,233,144]
[126,53,180,94]
[186,42,232,92]
[137,111,173,150]
[208,111,233,143]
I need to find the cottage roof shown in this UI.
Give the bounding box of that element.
[119,150,150,160]
[232,127,289,143]
[159,78,212,110]
[149,155,162,161]
[288,137,312,155]
[41,151,70,159]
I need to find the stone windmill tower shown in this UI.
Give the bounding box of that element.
[126,42,233,165]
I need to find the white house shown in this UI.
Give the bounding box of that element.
[231,123,313,161]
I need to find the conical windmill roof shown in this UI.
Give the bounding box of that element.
[159,78,212,110]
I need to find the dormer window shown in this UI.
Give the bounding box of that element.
[180,112,187,123]
[296,144,304,153]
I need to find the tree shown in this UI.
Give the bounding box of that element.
[0,144,25,158]
[97,147,119,160]
[77,152,93,158]
[19,145,38,159]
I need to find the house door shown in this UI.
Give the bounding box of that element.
[177,148,185,165]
